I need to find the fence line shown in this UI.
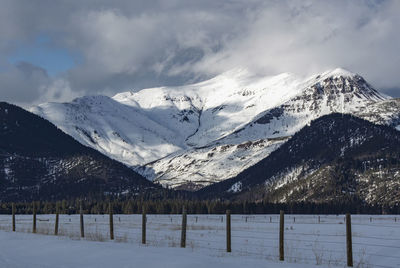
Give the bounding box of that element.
[2,207,399,268]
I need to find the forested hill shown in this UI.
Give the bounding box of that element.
[0,102,157,201]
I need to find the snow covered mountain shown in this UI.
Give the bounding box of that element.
[198,113,400,206]
[30,68,400,190]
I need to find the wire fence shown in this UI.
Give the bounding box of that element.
[0,214,399,268]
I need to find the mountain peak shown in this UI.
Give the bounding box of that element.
[303,67,386,102]
[321,67,356,78]
[72,95,113,104]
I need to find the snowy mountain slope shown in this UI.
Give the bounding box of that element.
[355,98,400,130]
[113,68,306,147]
[140,68,395,189]
[216,68,386,144]
[31,95,186,166]
[31,68,304,166]
[31,68,397,190]
[198,114,400,205]
[139,137,287,190]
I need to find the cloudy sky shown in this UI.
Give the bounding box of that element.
[1,0,400,107]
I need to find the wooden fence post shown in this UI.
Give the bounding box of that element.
[109,202,114,240]
[32,201,37,234]
[80,200,84,238]
[226,210,231,252]
[55,202,59,235]
[12,203,15,232]
[142,205,146,244]
[279,210,284,261]
[181,207,187,248]
[346,213,353,267]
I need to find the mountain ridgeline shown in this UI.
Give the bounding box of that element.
[2,68,400,206]
[31,68,400,190]
[199,113,400,206]
[0,102,158,202]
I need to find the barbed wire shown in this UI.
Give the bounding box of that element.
[354,235,400,241]
[353,241,400,249]
[352,223,399,228]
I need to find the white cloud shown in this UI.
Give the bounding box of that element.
[1,0,400,105]
[192,0,400,89]
[0,62,79,107]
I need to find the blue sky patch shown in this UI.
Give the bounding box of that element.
[8,34,80,76]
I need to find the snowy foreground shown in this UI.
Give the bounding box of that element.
[0,231,317,268]
[0,214,399,268]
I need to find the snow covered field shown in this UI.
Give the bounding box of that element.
[0,214,399,268]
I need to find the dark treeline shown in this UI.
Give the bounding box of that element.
[1,198,399,215]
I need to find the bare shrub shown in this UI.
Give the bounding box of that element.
[312,241,324,265]
[355,248,371,268]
